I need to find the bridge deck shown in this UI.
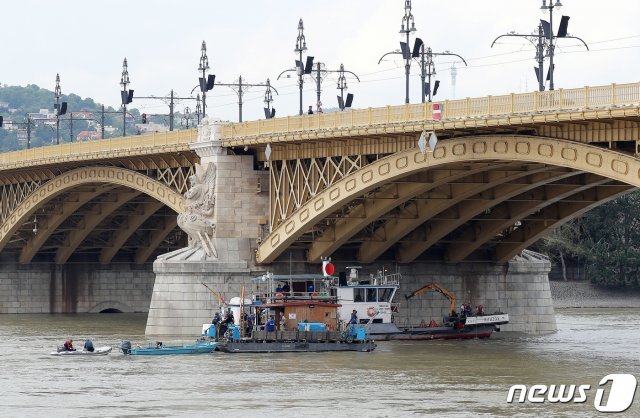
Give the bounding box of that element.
[220,82,640,147]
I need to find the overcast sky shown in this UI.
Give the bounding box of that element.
[2,0,638,122]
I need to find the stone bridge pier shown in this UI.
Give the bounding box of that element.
[145,122,270,335]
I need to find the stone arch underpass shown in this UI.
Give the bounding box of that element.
[257,135,640,264]
[0,166,185,264]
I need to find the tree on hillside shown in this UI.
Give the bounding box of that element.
[537,190,640,287]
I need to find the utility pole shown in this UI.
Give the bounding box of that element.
[216,77,278,122]
[69,113,73,142]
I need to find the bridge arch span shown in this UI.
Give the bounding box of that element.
[0,166,185,259]
[257,135,640,264]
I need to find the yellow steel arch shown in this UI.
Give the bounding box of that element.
[0,166,185,254]
[257,135,640,264]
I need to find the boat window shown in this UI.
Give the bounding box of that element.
[354,288,364,302]
[378,288,394,302]
[366,288,377,302]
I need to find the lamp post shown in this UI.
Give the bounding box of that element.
[278,19,314,116]
[416,46,467,103]
[54,74,61,144]
[120,58,131,136]
[285,18,310,116]
[195,94,202,124]
[264,78,275,119]
[540,0,561,90]
[198,41,210,117]
[491,0,587,92]
[380,40,465,103]
[399,0,417,104]
[295,19,307,116]
[181,107,193,129]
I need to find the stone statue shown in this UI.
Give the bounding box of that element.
[177,162,217,258]
[197,117,212,143]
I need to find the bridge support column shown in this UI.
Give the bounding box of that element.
[146,119,269,335]
[397,251,556,334]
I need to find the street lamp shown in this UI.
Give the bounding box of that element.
[264,78,276,119]
[295,18,308,115]
[181,107,193,129]
[53,74,67,144]
[120,58,133,136]
[279,19,314,116]
[399,0,417,104]
[491,0,587,92]
[198,41,215,118]
[540,0,562,90]
[54,74,61,145]
[195,94,202,124]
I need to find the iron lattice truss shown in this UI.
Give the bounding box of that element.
[269,155,369,229]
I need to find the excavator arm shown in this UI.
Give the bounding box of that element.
[405,283,457,315]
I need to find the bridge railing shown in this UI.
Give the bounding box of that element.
[0,129,198,169]
[220,82,640,139]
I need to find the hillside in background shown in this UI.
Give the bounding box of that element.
[0,84,182,152]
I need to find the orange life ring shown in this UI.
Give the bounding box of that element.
[275,293,284,297]
[367,306,376,318]
[311,292,319,297]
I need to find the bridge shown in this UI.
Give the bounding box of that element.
[1,82,639,333]
[1,82,638,265]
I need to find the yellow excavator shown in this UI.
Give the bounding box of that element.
[405,283,457,316]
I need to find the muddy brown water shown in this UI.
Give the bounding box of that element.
[1,309,639,417]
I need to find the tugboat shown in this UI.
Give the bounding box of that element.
[205,266,508,343]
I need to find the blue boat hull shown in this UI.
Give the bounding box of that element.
[121,341,217,355]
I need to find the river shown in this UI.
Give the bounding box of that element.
[0,308,638,417]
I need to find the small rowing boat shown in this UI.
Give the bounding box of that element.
[50,346,112,356]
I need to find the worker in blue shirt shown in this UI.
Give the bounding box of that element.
[266,317,276,332]
[84,339,95,352]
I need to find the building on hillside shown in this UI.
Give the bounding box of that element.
[76,130,101,141]
[135,122,169,134]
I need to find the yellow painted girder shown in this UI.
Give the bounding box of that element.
[257,135,640,264]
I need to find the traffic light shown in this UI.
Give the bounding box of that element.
[141,113,147,124]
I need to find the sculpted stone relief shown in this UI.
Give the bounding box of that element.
[177,162,217,258]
